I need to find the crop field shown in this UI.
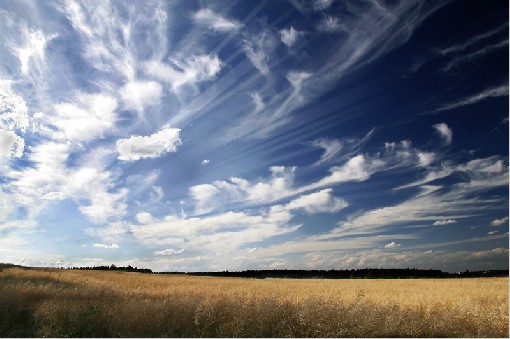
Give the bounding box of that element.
[0,267,508,337]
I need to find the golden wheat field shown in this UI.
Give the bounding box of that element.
[0,267,508,337]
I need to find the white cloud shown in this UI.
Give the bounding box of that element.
[154,248,184,256]
[242,30,278,75]
[433,219,457,225]
[433,123,452,145]
[277,188,348,214]
[0,129,24,158]
[201,159,210,165]
[311,138,343,165]
[6,142,70,210]
[396,164,454,190]
[436,84,508,112]
[442,40,508,72]
[136,212,154,224]
[417,152,436,167]
[190,166,297,214]
[324,156,508,237]
[0,80,30,133]
[311,154,384,189]
[0,80,30,159]
[92,243,119,249]
[86,222,131,243]
[190,139,437,215]
[313,0,334,11]
[438,24,508,55]
[58,1,168,82]
[192,9,241,32]
[280,27,301,47]
[5,140,128,225]
[78,183,128,224]
[41,191,66,201]
[250,92,265,112]
[286,71,312,89]
[52,93,117,142]
[116,125,182,161]
[397,154,505,192]
[384,241,400,249]
[145,55,222,93]
[317,16,344,32]
[132,209,300,252]
[119,80,162,114]
[491,216,509,226]
[12,29,57,75]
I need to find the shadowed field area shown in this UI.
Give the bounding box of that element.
[0,267,508,337]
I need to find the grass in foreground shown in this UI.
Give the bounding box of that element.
[0,267,508,337]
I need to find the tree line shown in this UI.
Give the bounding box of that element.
[167,268,509,279]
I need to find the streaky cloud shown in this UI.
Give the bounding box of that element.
[442,39,508,71]
[435,84,508,112]
[437,23,508,55]
[192,8,241,32]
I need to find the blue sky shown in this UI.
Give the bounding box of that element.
[0,0,508,272]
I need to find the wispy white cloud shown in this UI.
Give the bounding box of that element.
[433,219,457,225]
[190,166,297,214]
[136,189,346,254]
[119,80,162,114]
[12,28,57,75]
[242,29,278,75]
[219,70,312,143]
[0,79,30,160]
[52,93,118,142]
[317,16,344,32]
[191,139,437,215]
[201,159,210,165]
[437,23,508,55]
[192,8,241,32]
[0,79,30,132]
[443,39,508,71]
[491,216,509,226]
[5,140,129,225]
[310,138,343,165]
[92,243,119,249]
[432,122,452,145]
[313,0,334,11]
[136,212,154,224]
[145,54,222,94]
[280,27,301,47]
[154,248,184,256]
[86,222,131,243]
[435,84,508,112]
[0,129,24,158]
[326,157,508,237]
[41,191,66,201]
[116,125,182,161]
[273,188,348,214]
[250,92,265,112]
[132,209,300,252]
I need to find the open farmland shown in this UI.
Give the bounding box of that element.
[0,267,508,337]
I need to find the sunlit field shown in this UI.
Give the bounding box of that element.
[0,267,508,337]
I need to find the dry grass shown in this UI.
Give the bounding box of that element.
[0,267,508,337]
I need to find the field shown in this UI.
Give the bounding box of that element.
[0,267,508,337]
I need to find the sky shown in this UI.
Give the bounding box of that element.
[0,0,508,273]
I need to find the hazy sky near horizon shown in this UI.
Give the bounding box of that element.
[0,0,508,272]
